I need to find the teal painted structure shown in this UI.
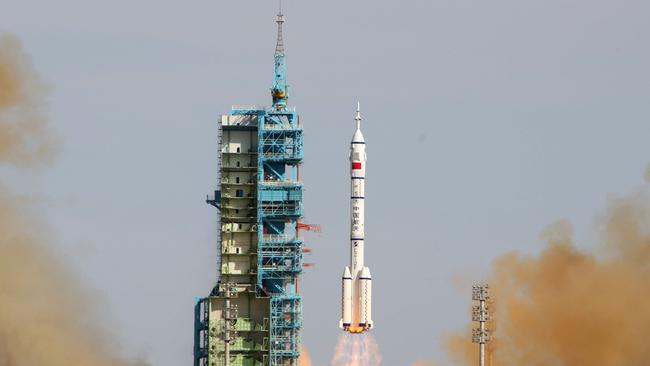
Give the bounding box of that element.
[194,9,304,366]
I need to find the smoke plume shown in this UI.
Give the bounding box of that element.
[0,34,57,166]
[331,333,382,366]
[0,33,145,366]
[445,185,650,366]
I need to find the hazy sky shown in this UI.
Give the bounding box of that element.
[2,0,650,365]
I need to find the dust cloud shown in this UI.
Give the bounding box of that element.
[444,185,650,366]
[0,34,57,166]
[0,33,146,366]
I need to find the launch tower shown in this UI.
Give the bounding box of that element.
[194,9,305,366]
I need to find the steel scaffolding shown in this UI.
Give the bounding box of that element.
[195,8,304,366]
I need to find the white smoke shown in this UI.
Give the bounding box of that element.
[331,333,382,366]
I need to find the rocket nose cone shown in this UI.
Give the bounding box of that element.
[343,267,352,278]
[360,267,371,278]
[352,129,365,143]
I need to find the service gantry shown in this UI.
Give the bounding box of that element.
[194,9,305,366]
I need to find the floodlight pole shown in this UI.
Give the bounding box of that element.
[472,284,490,366]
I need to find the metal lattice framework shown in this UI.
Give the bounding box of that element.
[195,9,303,366]
[257,111,303,364]
[194,298,209,365]
[269,296,302,366]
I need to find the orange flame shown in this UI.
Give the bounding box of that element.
[345,326,369,334]
[300,347,313,366]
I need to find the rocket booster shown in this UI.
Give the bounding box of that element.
[340,102,373,333]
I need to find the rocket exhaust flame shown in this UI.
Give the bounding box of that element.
[331,333,382,366]
[300,347,314,366]
[0,33,146,366]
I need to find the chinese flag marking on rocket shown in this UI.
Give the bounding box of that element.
[352,162,362,170]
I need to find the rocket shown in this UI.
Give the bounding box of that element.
[340,102,373,333]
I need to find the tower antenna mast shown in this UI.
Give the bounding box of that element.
[271,0,288,110]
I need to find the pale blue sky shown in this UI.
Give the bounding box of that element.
[2,0,650,365]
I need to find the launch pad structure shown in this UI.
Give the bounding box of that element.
[194,9,307,366]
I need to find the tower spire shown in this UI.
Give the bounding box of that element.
[271,3,288,110]
[275,3,285,57]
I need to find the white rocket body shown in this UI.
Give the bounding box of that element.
[340,103,373,333]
